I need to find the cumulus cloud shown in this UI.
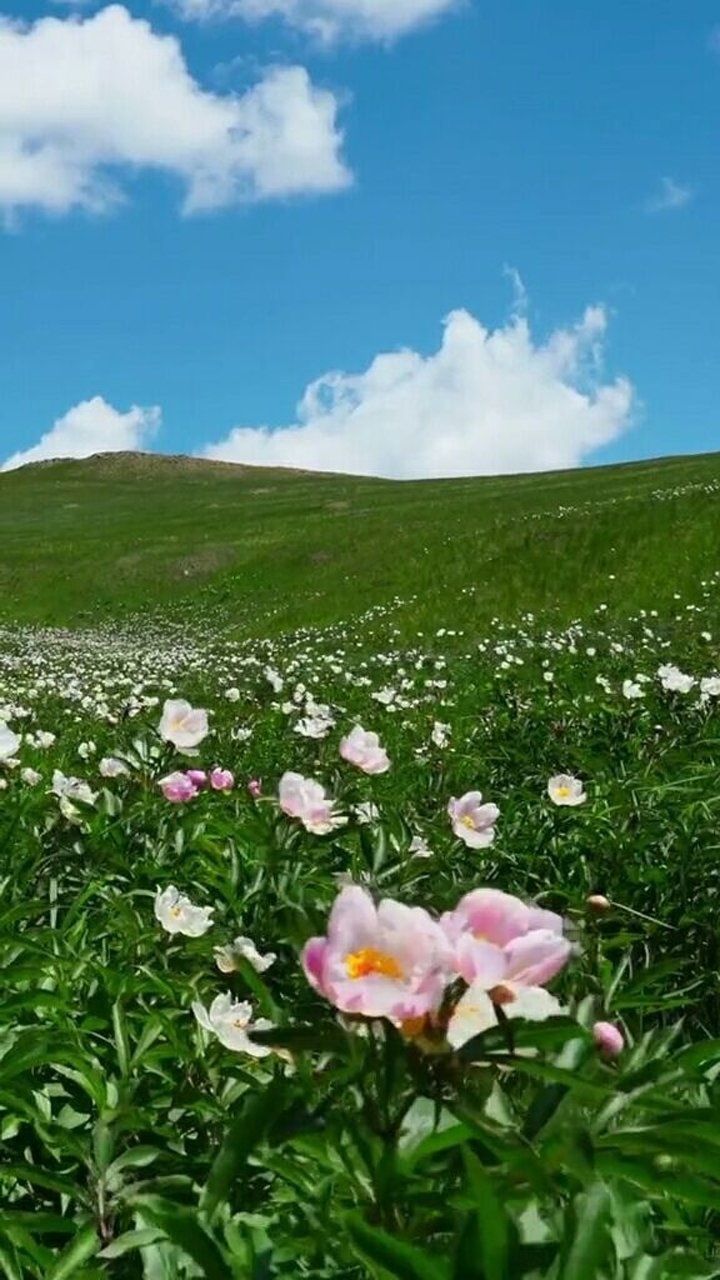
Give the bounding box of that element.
[644,176,693,214]
[1,397,161,471]
[200,304,635,479]
[0,5,350,220]
[166,0,460,43]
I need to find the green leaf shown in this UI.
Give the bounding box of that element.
[457,1017,586,1063]
[671,1038,720,1072]
[0,1242,22,1280]
[47,1223,100,1280]
[248,1022,349,1055]
[596,1153,720,1211]
[200,1074,288,1222]
[112,999,131,1078]
[557,1182,613,1280]
[131,1198,234,1280]
[346,1212,450,1280]
[454,1149,510,1280]
[0,1033,89,1084]
[98,1228,166,1259]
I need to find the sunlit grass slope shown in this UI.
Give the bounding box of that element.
[1,449,718,635]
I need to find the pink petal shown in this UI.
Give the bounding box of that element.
[301,937,328,994]
[504,930,571,987]
[452,888,530,946]
[327,885,378,953]
[453,934,508,986]
[525,906,565,935]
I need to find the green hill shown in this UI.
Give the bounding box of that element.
[1,449,719,635]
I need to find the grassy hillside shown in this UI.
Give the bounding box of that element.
[1,449,719,635]
[4,450,720,1275]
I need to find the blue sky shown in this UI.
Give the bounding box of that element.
[1,0,718,477]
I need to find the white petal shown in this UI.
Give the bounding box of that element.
[447,984,498,1049]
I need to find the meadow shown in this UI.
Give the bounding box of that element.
[1,451,720,1278]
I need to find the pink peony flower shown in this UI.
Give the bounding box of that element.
[339,725,391,775]
[593,1021,624,1057]
[159,771,198,803]
[278,771,347,835]
[302,885,451,1021]
[248,778,262,798]
[441,888,571,990]
[448,792,499,848]
[210,767,234,792]
[186,769,208,789]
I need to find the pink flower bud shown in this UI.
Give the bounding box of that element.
[593,1020,624,1057]
[248,779,262,798]
[587,894,611,912]
[210,767,234,792]
[186,769,208,789]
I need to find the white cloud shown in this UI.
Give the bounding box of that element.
[644,176,693,214]
[0,5,350,220]
[166,0,460,43]
[1,397,161,471]
[200,304,635,479]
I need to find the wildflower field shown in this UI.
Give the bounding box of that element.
[2,451,720,1278]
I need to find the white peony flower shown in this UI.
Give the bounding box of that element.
[264,667,284,694]
[547,774,586,807]
[657,664,695,694]
[99,756,129,778]
[51,770,97,806]
[0,724,21,761]
[214,936,277,975]
[354,801,380,825]
[192,993,273,1056]
[409,834,433,859]
[448,792,499,848]
[154,885,214,937]
[371,687,396,706]
[294,714,334,739]
[158,699,209,750]
[431,721,451,748]
[447,981,564,1049]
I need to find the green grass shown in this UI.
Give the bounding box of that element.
[1,449,719,635]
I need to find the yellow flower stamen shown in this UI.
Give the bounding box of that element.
[345,947,402,980]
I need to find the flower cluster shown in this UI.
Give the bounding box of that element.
[159,766,234,803]
[302,885,573,1051]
